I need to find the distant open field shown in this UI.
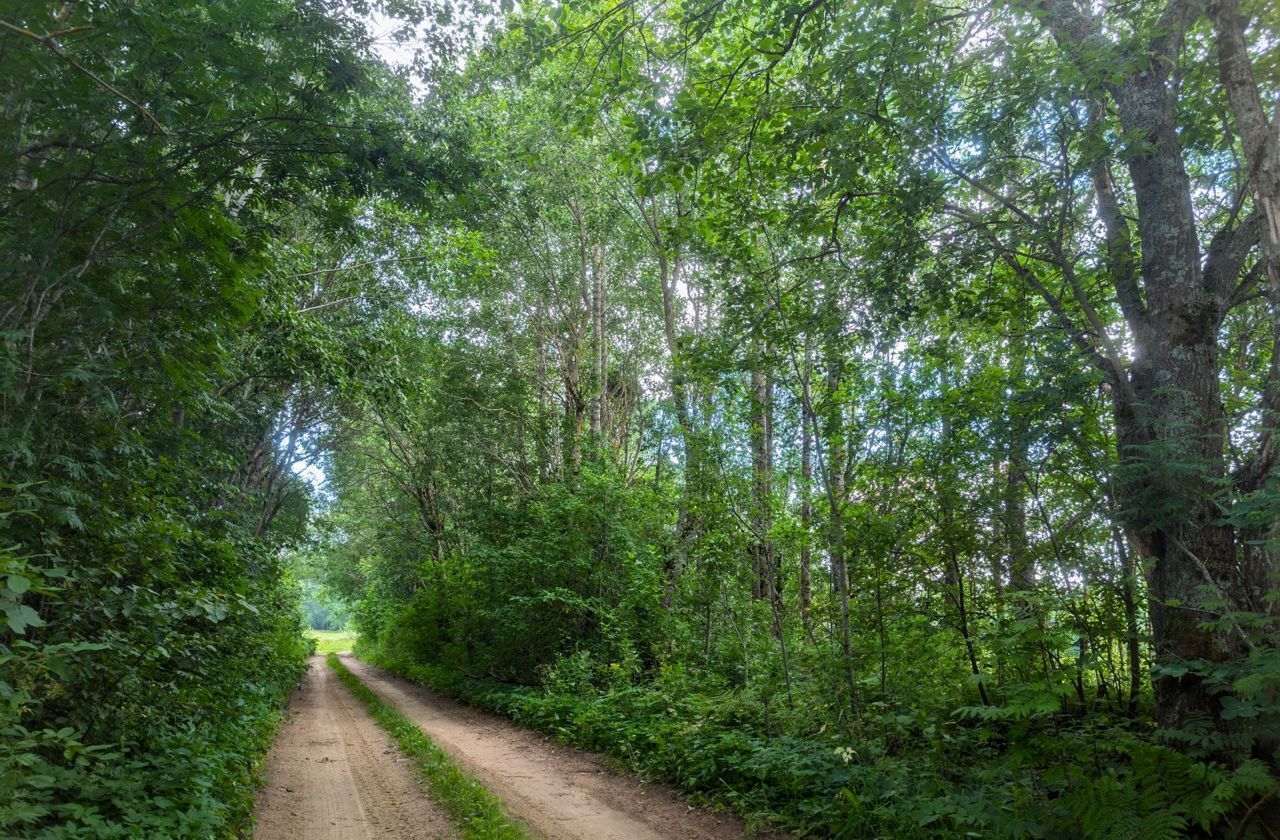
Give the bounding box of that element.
[307,629,356,655]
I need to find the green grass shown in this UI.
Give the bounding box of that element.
[325,655,532,840]
[308,629,356,655]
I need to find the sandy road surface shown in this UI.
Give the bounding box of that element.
[253,656,455,840]
[339,654,750,840]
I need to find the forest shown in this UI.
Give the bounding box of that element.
[2,0,1278,837]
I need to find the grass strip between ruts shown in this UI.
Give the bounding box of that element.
[325,654,533,840]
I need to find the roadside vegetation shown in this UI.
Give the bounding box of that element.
[0,2,455,835]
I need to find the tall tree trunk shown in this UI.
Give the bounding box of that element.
[535,299,553,483]
[800,355,814,633]
[1110,524,1143,716]
[566,196,591,474]
[1005,334,1032,600]
[591,242,607,444]
[940,362,989,705]
[658,242,698,607]
[820,284,859,719]
[1028,0,1264,733]
[1108,57,1245,729]
[749,346,776,605]
[561,335,585,478]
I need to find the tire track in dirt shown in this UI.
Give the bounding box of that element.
[340,654,752,840]
[254,655,456,839]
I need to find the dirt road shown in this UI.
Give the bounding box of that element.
[339,654,749,840]
[253,656,456,839]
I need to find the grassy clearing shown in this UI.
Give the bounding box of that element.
[307,629,356,655]
[325,655,532,840]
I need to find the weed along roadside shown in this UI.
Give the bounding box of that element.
[335,654,754,840]
[254,653,752,840]
[254,656,457,839]
[326,654,532,840]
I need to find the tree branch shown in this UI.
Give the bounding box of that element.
[0,19,169,135]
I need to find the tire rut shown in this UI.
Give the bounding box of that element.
[339,654,752,840]
[254,656,456,840]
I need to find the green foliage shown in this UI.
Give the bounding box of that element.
[1,573,309,836]
[300,579,353,632]
[365,644,1278,838]
[317,1,1280,834]
[0,1,465,834]
[334,455,669,683]
[5,0,1276,834]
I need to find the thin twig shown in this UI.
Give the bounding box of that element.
[282,255,434,279]
[0,19,169,134]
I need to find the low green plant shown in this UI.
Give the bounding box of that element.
[360,642,1279,839]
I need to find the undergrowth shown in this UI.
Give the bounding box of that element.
[360,644,1278,839]
[1,538,311,838]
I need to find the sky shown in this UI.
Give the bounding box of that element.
[366,11,419,70]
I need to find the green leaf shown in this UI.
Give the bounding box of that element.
[5,603,45,634]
